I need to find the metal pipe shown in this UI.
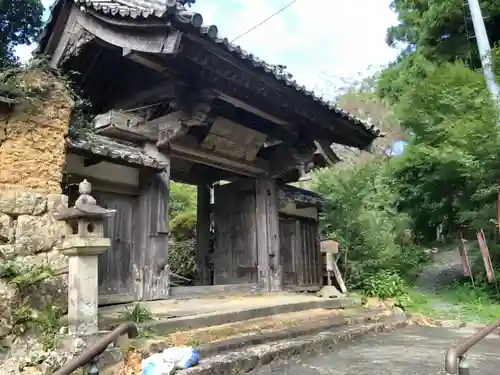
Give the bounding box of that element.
[54,323,138,375]
[445,319,500,374]
[467,0,500,102]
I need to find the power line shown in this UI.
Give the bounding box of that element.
[230,0,299,43]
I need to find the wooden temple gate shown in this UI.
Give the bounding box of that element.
[41,0,379,303]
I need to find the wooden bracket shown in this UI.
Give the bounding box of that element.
[155,111,189,149]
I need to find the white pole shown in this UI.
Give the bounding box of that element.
[468,0,500,102]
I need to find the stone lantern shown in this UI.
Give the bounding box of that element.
[55,179,115,335]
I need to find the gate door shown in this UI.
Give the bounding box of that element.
[94,191,139,305]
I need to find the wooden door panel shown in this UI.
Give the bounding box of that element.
[94,191,138,305]
[214,184,257,284]
[298,219,322,286]
[279,217,297,285]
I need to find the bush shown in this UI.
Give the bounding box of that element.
[312,161,424,289]
[169,182,196,221]
[170,210,196,241]
[168,239,196,282]
[361,270,408,300]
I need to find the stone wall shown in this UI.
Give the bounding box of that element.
[0,69,74,344]
[0,189,70,340]
[0,69,73,194]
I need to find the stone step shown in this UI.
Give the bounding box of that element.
[101,295,360,333]
[106,307,406,375]
[178,310,407,375]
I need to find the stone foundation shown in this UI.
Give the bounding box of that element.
[0,188,70,340]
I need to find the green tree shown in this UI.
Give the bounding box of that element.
[0,0,44,67]
[387,58,500,241]
[387,0,500,66]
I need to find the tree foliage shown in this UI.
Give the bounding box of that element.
[0,0,44,68]
[387,0,500,66]
[312,160,423,288]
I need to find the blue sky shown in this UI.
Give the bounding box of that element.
[16,0,405,154]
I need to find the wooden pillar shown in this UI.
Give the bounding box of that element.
[255,178,282,292]
[139,144,171,300]
[196,183,212,285]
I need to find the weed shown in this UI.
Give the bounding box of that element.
[122,303,153,324]
[362,270,408,300]
[138,326,158,339]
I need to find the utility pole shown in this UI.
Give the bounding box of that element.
[468,0,500,102]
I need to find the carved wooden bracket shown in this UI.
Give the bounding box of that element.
[174,88,217,127]
[155,111,189,149]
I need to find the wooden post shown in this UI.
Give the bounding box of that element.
[139,143,171,300]
[196,183,212,285]
[255,178,282,292]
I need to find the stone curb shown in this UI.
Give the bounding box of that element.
[140,297,360,334]
[194,309,391,358]
[178,316,409,375]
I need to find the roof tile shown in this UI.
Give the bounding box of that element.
[38,0,381,138]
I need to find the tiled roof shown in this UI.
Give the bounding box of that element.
[67,133,169,169]
[39,0,380,138]
[281,184,325,207]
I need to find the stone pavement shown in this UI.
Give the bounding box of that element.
[254,326,500,375]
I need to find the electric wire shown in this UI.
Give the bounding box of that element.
[230,0,299,43]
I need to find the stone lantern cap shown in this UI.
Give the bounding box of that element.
[55,179,115,257]
[54,179,116,221]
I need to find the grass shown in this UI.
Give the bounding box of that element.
[121,303,153,324]
[406,281,500,324]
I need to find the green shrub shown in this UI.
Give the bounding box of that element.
[170,210,196,241]
[169,182,196,220]
[312,161,424,289]
[362,270,408,300]
[168,239,196,282]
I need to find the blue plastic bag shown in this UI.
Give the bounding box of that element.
[162,347,199,369]
[141,353,175,375]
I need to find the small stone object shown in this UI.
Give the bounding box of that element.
[55,180,115,335]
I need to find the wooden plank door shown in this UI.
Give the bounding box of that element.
[214,183,258,285]
[279,217,297,286]
[298,219,322,287]
[94,191,139,305]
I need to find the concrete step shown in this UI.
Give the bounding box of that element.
[105,307,405,375]
[101,295,360,333]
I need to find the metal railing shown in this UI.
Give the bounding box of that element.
[445,319,500,374]
[54,323,138,375]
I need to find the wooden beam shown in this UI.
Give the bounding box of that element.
[314,140,341,167]
[114,81,180,110]
[94,110,158,142]
[170,141,269,177]
[122,49,170,72]
[216,92,291,127]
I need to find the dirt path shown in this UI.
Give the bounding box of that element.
[414,247,466,317]
[416,247,464,291]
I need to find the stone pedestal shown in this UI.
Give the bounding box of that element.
[55,179,115,335]
[60,237,110,334]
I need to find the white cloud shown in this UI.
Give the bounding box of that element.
[193,0,400,98]
[15,0,400,99]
